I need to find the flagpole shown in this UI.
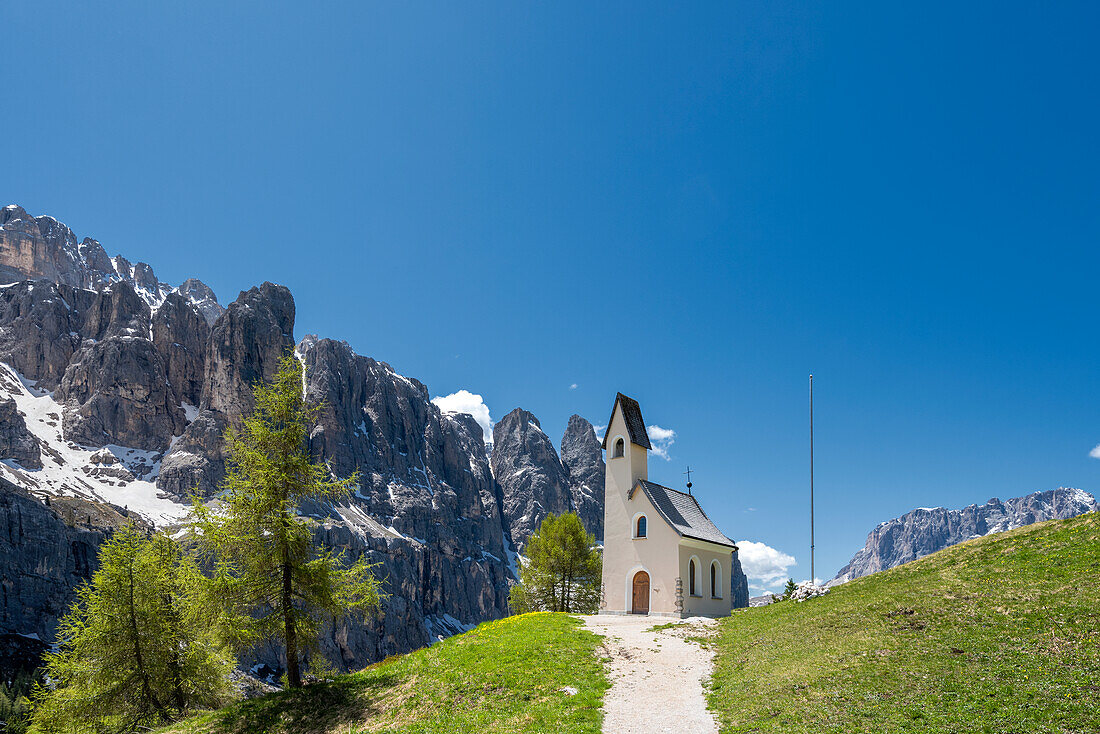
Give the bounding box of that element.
[810,373,815,584]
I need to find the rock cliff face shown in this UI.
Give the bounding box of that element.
[0,397,41,469]
[833,487,1099,583]
[0,477,139,646]
[177,278,224,325]
[56,283,186,450]
[158,282,296,500]
[0,206,517,673]
[491,409,572,548]
[294,336,511,662]
[729,551,750,609]
[0,281,90,390]
[560,414,605,540]
[152,292,210,408]
[0,204,224,321]
[489,409,610,548]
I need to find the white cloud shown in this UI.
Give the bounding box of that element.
[1090,444,1100,459]
[569,383,578,391]
[737,540,797,593]
[431,390,493,443]
[646,424,676,460]
[593,424,607,442]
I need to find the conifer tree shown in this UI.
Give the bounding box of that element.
[509,512,601,614]
[27,524,232,733]
[189,355,383,688]
[0,668,38,734]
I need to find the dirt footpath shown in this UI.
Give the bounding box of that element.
[581,615,719,734]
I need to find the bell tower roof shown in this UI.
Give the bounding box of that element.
[601,392,652,450]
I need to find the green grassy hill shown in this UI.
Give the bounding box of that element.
[159,513,1098,734]
[708,512,1100,733]
[158,613,607,734]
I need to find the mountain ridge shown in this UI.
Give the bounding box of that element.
[0,204,224,323]
[832,486,1098,583]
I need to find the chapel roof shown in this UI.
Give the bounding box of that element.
[600,392,652,450]
[630,479,737,549]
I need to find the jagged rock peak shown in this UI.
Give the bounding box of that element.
[560,414,605,540]
[157,281,296,499]
[55,281,184,451]
[202,281,295,415]
[0,397,42,470]
[0,204,221,317]
[833,487,1099,584]
[177,278,224,325]
[491,407,572,549]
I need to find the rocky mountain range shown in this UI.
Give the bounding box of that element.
[0,205,749,677]
[0,205,223,323]
[490,408,605,548]
[832,487,1098,584]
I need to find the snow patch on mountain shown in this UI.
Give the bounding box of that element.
[0,362,190,527]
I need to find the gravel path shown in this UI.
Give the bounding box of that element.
[582,615,719,734]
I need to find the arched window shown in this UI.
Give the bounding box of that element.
[710,561,721,598]
[635,515,647,538]
[613,437,625,458]
[689,559,697,596]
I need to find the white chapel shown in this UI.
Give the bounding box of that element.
[599,393,739,617]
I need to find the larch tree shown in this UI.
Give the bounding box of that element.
[188,354,384,688]
[509,512,601,614]
[27,524,232,733]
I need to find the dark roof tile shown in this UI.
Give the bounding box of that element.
[630,479,737,549]
[601,392,651,450]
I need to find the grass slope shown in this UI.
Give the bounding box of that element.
[160,612,606,734]
[708,513,1100,733]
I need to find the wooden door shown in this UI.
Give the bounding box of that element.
[631,571,650,614]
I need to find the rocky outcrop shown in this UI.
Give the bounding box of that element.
[158,283,295,500]
[58,336,183,451]
[0,281,88,390]
[202,282,294,415]
[51,283,183,451]
[0,477,140,644]
[491,408,572,549]
[0,204,221,317]
[560,414,604,540]
[833,487,1099,583]
[0,397,41,469]
[152,292,210,409]
[447,411,509,546]
[729,549,749,608]
[177,278,224,325]
[77,280,150,341]
[248,335,512,666]
[0,206,86,288]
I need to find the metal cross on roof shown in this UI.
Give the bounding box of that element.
[684,466,693,493]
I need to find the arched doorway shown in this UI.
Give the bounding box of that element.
[631,571,650,614]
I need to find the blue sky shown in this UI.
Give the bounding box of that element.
[4,2,1100,592]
